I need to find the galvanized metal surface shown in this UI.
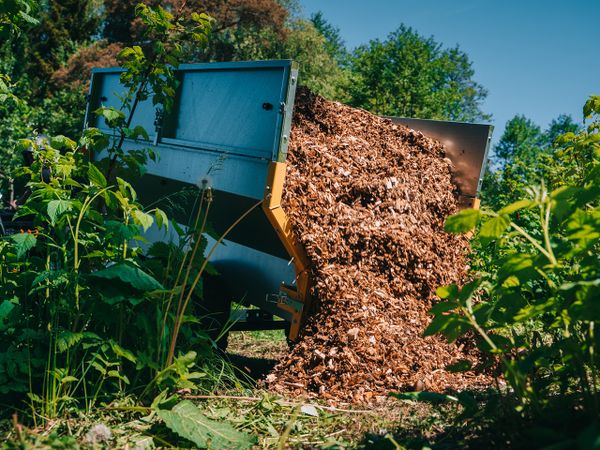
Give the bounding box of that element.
[145,223,295,321]
[87,60,297,161]
[85,60,299,321]
[387,117,493,198]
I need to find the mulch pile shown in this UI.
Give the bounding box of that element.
[265,89,493,403]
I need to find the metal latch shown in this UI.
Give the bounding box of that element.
[153,107,164,146]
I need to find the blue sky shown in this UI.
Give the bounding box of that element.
[298,0,600,145]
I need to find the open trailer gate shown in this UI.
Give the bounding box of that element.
[84,60,493,342]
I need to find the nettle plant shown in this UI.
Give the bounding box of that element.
[428,96,600,416]
[0,4,213,420]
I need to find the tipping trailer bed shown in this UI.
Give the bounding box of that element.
[84,60,493,341]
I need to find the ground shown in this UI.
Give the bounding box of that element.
[0,331,520,449]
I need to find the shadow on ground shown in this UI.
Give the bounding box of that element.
[225,330,289,381]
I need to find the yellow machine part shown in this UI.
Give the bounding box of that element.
[262,161,312,341]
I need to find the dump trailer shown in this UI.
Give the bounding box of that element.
[84,60,493,342]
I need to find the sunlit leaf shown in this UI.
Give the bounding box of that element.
[444,209,481,233]
[499,199,532,215]
[479,215,510,243]
[436,284,458,300]
[133,209,154,232]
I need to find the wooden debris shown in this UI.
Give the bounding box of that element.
[265,89,494,403]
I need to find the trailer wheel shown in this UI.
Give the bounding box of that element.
[199,274,233,352]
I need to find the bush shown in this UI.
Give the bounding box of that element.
[428,96,600,424]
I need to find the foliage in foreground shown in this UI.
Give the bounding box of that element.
[0,3,238,427]
[0,389,481,449]
[427,95,600,443]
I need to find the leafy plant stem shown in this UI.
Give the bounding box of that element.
[542,201,557,265]
[463,301,530,403]
[509,219,555,264]
[172,189,210,341]
[72,188,108,309]
[277,406,300,450]
[166,199,262,366]
[158,189,207,364]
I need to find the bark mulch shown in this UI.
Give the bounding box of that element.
[265,89,493,404]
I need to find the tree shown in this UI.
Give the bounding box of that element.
[279,20,349,100]
[480,113,581,210]
[0,0,38,199]
[348,25,488,122]
[102,0,288,62]
[0,0,37,38]
[310,11,348,65]
[17,0,102,96]
[494,115,542,163]
[543,113,580,146]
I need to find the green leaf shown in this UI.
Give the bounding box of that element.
[550,185,579,200]
[56,331,100,353]
[583,95,600,118]
[99,294,146,306]
[95,106,125,128]
[458,278,484,302]
[10,232,37,258]
[154,208,168,231]
[444,209,481,233]
[18,10,38,25]
[501,275,521,288]
[132,209,154,232]
[105,220,142,242]
[390,391,459,404]
[88,163,107,188]
[445,359,473,373]
[80,127,109,151]
[123,125,150,141]
[59,376,79,384]
[117,177,137,201]
[497,254,535,282]
[47,200,71,225]
[90,262,163,292]
[50,135,77,151]
[429,300,459,315]
[479,215,510,243]
[109,340,137,363]
[436,284,458,300]
[107,370,130,384]
[499,199,532,215]
[158,400,256,450]
[0,300,16,331]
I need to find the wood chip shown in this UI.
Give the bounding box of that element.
[265,89,494,404]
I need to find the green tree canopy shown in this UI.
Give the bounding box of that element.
[494,115,542,162]
[310,11,348,65]
[0,0,37,38]
[279,19,349,100]
[480,113,581,210]
[15,0,101,96]
[348,25,488,122]
[543,113,580,146]
[102,0,288,61]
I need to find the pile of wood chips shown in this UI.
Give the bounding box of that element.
[265,89,493,404]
